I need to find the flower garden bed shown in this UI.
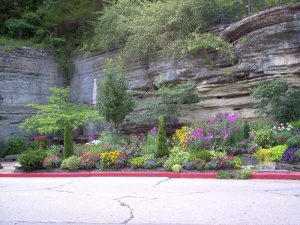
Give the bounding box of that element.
[3,113,299,180]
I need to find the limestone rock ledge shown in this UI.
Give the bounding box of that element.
[0,47,61,140]
[70,5,300,134]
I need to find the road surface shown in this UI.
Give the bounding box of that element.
[0,177,299,225]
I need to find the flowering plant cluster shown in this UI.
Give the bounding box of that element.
[172,113,256,154]
[80,152,101,169]
[43,155,62,169]
[99,150,127,169]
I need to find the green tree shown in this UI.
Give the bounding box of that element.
[251,79,300,123]
[96,59,134,131]
[20,87,101,157]
[130,81,200,122]
[156,115,169,158]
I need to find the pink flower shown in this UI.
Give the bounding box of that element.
[250,134,255,140]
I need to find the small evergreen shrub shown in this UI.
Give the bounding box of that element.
[156,116,169,158]
[64,123,74,158]
[17,150,47,171]
[269,145,287,161]
[0,141,8,158]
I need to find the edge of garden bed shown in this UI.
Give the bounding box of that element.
[1,172,300,179]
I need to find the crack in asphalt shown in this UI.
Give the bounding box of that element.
[265,188,300,198]
[115,199,134,224]
[152,177,171,187]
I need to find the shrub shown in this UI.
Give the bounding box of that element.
[251,128,275,148]
[204,162,217,170]
[163,147,189,171]
[96,131,128,150]
[282,147,299,162]
[61,156,82,171]
[7,136,26,155]
[47,145,63,157]
[230,156,243,169]
[211,151,229,170]
[216,171,233,179]
[195,159,206,170]
[171,164,182,173]
[269,145,288,161]
[0,141,8,158]
[235,168,252,179]
[243,121,250,139]
[251,80,300,122]
[80,152,101,169]
[291,120,300,129]
[43,155,62,169]
[190,150,212,162]
[286,136,300,148]
[254,149,271,164]
[156,116,169,158]
[17,150,47,171]
[64,122,74,158]
[141,129,157,156]
[295,149,300,159]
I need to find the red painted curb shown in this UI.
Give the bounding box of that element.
[251,173,300,180]
[0,172,299,179]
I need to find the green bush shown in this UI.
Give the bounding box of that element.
[163,147,189,171]
[141,131,157,156]
[216,171,233,179]
[47,145,64,157]
[252,128,275,148]
[204,162,217,170]
[190,150,212,162]
[0,141,8,158]
[230,157,244,169]
[61,156,82,171]
[291,120,300,129]
[7,136,26,155]
[64,122,74,158]
[286,136,300,148]
[171,164,182,173]
[156,116,169,158]
[235,168,252,180]
[17,150,47,171]
[269,145,288,161]
[254,148,271,164]
[251,80,300,123]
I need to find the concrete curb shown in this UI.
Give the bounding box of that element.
[0,172,300,179]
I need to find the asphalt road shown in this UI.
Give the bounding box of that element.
[0,177,299,225]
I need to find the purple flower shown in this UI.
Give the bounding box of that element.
[250,134,255,140]
[88,135,96,142]
[216,135,221,139]
[241,148,246,152]
[196,128,203,133]
[250,146,255,153]
[152,127,158,135]
[241,141,246,145]
[224,133,229,138]
[232,147,237,153]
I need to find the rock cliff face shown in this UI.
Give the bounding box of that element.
[1,5,300,140]
[71,5,300,134]
[0,47,61,140]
